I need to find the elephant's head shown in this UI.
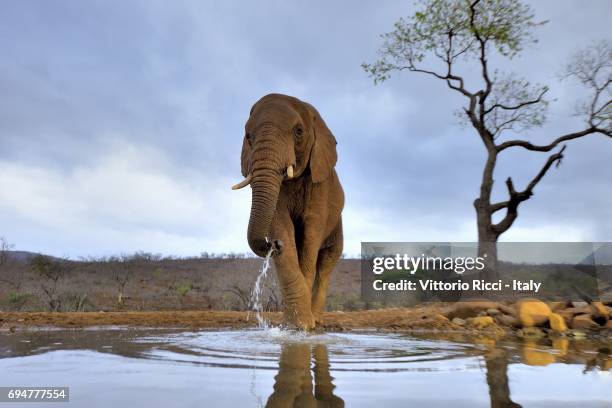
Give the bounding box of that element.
[232,93,337,257]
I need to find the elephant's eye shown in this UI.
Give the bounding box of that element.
[294,126,304,138]
[245,133,251,143]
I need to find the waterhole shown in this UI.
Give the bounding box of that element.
[0,328,609,407]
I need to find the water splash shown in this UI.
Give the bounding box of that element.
[248,246,274,328]
[248,246,276,408]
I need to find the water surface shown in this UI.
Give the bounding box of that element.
[0,328,610,407]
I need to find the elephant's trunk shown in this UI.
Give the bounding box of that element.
[246,130,284,257]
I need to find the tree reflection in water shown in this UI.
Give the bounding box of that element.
[265,341,520,408]
[485,348,521,408]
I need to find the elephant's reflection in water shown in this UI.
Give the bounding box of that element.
[266,344,344,408]
[266,342,519,408]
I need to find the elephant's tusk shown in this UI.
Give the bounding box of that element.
[286,165,294,179]
[231,174,252,190]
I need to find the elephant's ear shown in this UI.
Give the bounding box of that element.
[240,136,251,177]
[306,103,337,183]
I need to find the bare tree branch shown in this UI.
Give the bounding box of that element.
[406,65,473,97]
[492,145,566,234]
[0,237,20,289]
[485,87,548,114]
[563,39,612,131]
[496,127,607,152]
[468,0,493,125]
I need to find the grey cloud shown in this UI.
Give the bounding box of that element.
[0,0,610,257]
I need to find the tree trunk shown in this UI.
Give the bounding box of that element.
[475,145,499,281]
[475,201,499,281]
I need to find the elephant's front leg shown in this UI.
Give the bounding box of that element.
[298,211,330,292]
[271,212,315,330]
[311,220,343,324]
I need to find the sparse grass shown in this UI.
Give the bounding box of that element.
[58,292,92,312]
[176,281,192,307]
[0,257,362,312]
[4,291,33,311]
[326,293,366,311]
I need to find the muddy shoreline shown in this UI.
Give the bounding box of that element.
[2,303,610,338]
[0,307,448,331]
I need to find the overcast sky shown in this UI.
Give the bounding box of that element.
[0,0,610,258]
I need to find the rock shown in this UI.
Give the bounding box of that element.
[549,312,568,332]
[556,310,574,325]
[548,301,569,311]
[486,308,500,316]
[552,338,569,356]
[571,314,598,330]
[433,314,449,322]
[445,301,515,319]
[569,330,586,338]
[565,306,592,315]
[605,320,612,330]
[517,327,545,338]
[522,340,556,366]
[496,314,519,327]
[571,301,588,308]
[522,342,556,366]
[476,337,497,347]
[516,299,551,327]
[591,301,608,318]
[471,316,494,329]
[451,317,466,326]
[478,310,488,317]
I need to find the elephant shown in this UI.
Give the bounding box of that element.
[266,343,344,408]
[232,93,344,330]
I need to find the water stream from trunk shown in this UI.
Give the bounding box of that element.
[248,247,274,328]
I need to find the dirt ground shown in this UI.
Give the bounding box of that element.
[2,301,610,335]
[0,306,452,331]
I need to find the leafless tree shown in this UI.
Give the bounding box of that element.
[30,255,69,311]
[0,237,20,289]
[364,0,611,278]
[0,237,10,267]
[107,256,134,306]
[264,280,282,312]
[226,285,251,310]
[114,269,131,306]
[108,253,151,306]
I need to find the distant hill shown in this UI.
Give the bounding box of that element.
[580,243,612,265]
[5,250,50,262]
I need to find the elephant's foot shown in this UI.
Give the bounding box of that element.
[312,310,323,327]
[283,305,315,330]
[311,296,327,327]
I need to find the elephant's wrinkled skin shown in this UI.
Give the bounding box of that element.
[233,93,344,329]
